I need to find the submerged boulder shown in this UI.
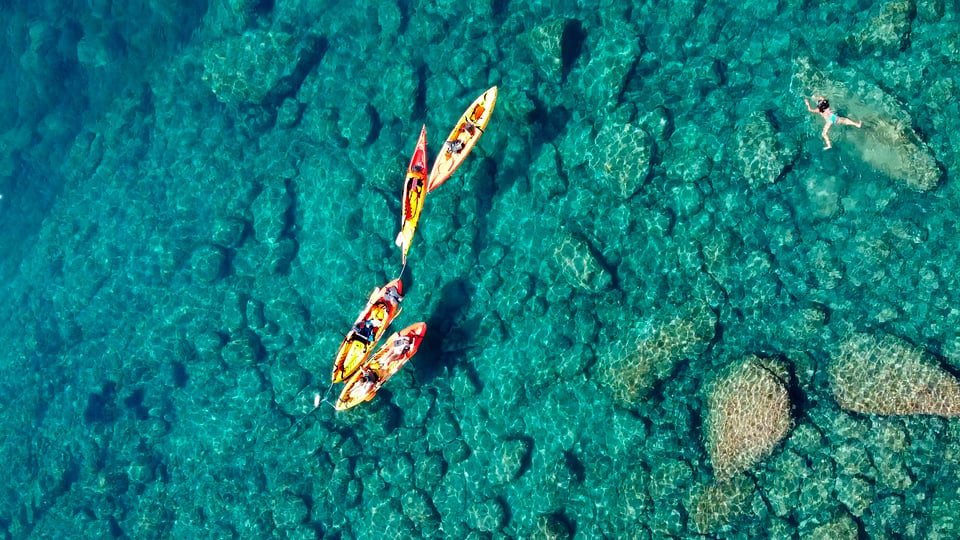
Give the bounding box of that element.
[704,356,793,481]
[202,29,314,106]
[586,121,652,199]
[571,19,641,113]
[792,57,941,191]
[851,0,913,55]
[599,302,716,407]
[831,332,960,416]
[734,111,796,187]
[525,18,567,83]
[552,232,611,292]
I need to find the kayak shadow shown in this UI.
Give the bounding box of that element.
[414,278,476,382]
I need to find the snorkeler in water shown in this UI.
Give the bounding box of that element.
[804,95,863,150]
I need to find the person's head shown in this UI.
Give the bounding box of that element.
[817,99,829,112]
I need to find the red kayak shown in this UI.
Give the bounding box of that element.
[395,125,428,265]
[330,278,404,383]
[336,322,427,410]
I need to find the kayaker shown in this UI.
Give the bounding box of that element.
[445,138,466,155]
[359,369,379,385]
[392,336,413,355]
[384,285,403,305]
[356,319,378,341]
[804,95,862,150]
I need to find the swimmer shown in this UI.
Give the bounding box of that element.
[805,95,862,150]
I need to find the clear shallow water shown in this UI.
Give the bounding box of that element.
[2,0,960,538]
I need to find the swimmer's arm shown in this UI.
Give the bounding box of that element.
[803,98,819,113]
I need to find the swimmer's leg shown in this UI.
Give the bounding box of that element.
[837,117,862,128]
[821,123,833,150]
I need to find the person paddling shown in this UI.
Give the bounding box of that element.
[804,95,862,150]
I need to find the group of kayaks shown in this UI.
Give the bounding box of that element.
[329,86,498,411]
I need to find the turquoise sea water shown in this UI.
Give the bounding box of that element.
[3,0,960,537]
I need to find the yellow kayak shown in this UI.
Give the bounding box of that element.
[426,86,498,193]
[395,125,428,265]
[330,278,404,383]
[335,322,427,411]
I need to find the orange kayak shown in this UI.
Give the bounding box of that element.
[395,125,428,264]
[330,278,404,383]
[335,322,427,411]
[426,86,498,193]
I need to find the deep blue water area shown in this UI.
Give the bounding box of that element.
[2,0,960,538]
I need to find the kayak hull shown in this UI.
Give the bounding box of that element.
[426,86,498,193]
[395,125,428,264]
[335,322,427,411]
[331,278,404,383]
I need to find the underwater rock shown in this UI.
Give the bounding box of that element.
[272,491,309,530]
[212,215,248,248]
[221,329,261,367]
[531,514,572,540]
[573,19,641,113]
[525,18,566,82]
[704,356,793,481]
[586,121,652,199]
[193,331,226,366]
[442,439,471,464]
[831,332,960,416]
[599,302,716,407]
[262,237,298,274]
[401,489,441,534]
[466,498,506,533]
[666,148,713,184]
[669,181,705,218]
[379,452,414,487]
[277,97,302,128]
[734,111,795,187]
[555,115,594,171]
[808,239,845,290]
[764,449,807,517]
[835,475,873,517]
[687,477,754,534]
[337,104,376,146]
[492,438,531,485]
[916,0,945,23]
[851,0,912,54]
[201,29,304,106]
[805,510,859,540]
[427,410,461,449]
[552,233,611,292]
[190,244,227,283]
[531,143,566,200]
[615,464,650,523]
[842,231,892,288]
[792,56,941,191]
[377,1,402,37]
[252,179,292,244]
[414,452,444,492]
[803,174,842,219]
[358,498,412,539]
